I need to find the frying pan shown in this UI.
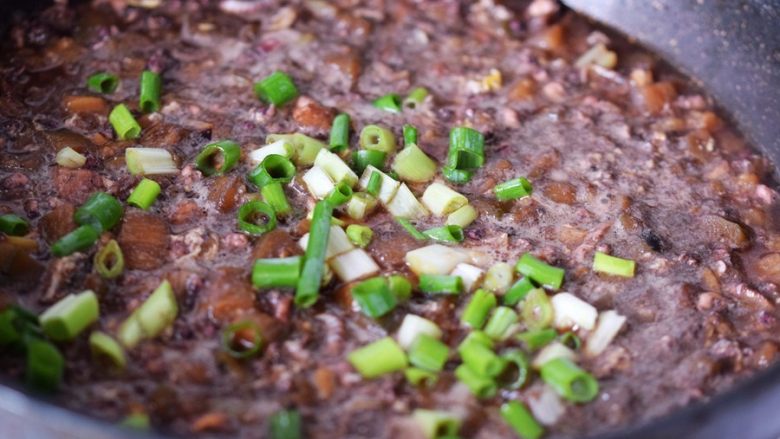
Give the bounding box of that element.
[1,1,779,438]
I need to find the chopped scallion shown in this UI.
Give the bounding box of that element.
[51,225,100,257]
[447,126,485,170]
[500,349,530,390]
[25,338,64,392]
[593,251,636,277]
[347,337,407,378]
[87,72,119,94]
[500,401,543,439]
[195,140,241,176]
[109,104,141,140]
[75,192,123,233]
[366,171,382,197]
[423,225,464,243]
[408,334,449,372]
[329,113,351,152]
[252,256,302,289]
[346,224,373,248]
[504,276,537,306]
[484,306,518,340]
[127,178,161,210]
[539,357,599,403]
[372,93,402,113]
[388,275,412,302]
[403,87,429,110]
[446,204,478,228]
[412,410,460,439]
[295,201,332,307]
[0,214,29,236]
[421,182,468,216]
[39,290,99,341]
[254,71,298,106]
[459,336,506,377]
[494,177,533,202]
[270,409,302,439]
[404,367,437,387]
[139,70,162,113]
[351,277,398,318]
[516,253,565,290]
[222,320,263,359]
[392,143,437,183]
[521,288,554,330]
[351,149,387,175]
[419,274,463,294]
[403,124,418,146]
[237,201,277,236]
[94,239,124,279]
[325,181,353,207]
[89,331,126,369]
[55,146,87,168]
[455,364,497,398]
[461,289,497,329]
[359,124,397,154]
[516,328,557,351]
[125,147,178,176]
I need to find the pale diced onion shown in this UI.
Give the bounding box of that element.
[302,166,336,200]
[329,248,379,282]
[584,310,626,357]
[396,314,442,349]
[406,244,470,275]
[450,263,484,293]
[551,292,598,331]
[55,147,87,169]
[386,183,428,219]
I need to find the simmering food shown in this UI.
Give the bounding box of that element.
[1,0,779,438]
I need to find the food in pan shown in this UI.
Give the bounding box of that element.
[1,0,779,438]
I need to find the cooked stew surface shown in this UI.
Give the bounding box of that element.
[1,1,780,438]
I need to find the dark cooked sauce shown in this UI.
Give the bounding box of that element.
[1,0,780,438]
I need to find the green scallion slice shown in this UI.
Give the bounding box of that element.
[109,104,141,140]
[392,143,437,183]
[560,332,582,350]
[346,224,373,248]
[222,320,264,359]
[39,290,99,341]
[237,201,277,236]
[423,225,464,243]
[295,201,332,307]
[494,177,533,202]
[402,123,418,145]
[539,357,599,403]
[593,251,636,277]
[447,126,485,170]
[254,71,299,107]
[25,338,64,392]
[418,274,463,295]
[395,217,427,241]
[442,166,473,185]
[484,306,518,340]
[87,72,119,94]
[252,256,302,289]
[89,331,126,369]
[412,409,461,439]
[500,401,543,439]
[403,87,429,110]
[51,225,100,258]
[351,149,387,175]
[270,409,302,439]
[329,113,351,152]
[366,171,382,197]
[516,328,557,351]
[351,277,398,318]
[388,275,412,302]
[74,192,123,233]
[504,276,537,306]
[461,289,497,329]
[500,349,530,390]
[0,214,29,236]
[458,337,506,377]
[372,93,402,113]
[521,288,554,330]
[359,124,397,154]
[454,364,497,398]
[127,178,161,210]
[404,367,437,388]
[408,334,449,372]
[195,140,241,176]
[325,181,353,206]
[516,253,565,290]
[94,239,124,279]
[139,70,162,113]
[347,337,407,378]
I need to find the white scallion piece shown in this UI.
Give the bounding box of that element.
[396,314,442,349]
[446,204,478,228]
[483,262,514,294]
[329,248,379,282]
[386,183,428,219]
[247,139,293,166]
[421,182,468,216]
[125,147,178,176]
[527,384,566,426]
[298,225,354,260]
[55,147,87,169]
[358,165,400,204]
[314,148,359,187]
[346,192,378,220]
[406,244,470,275]
[450,263,484,293]
[585,310,627,357]
[551,292,598,331]
[302,166,336,200]
[532,341,577,369]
